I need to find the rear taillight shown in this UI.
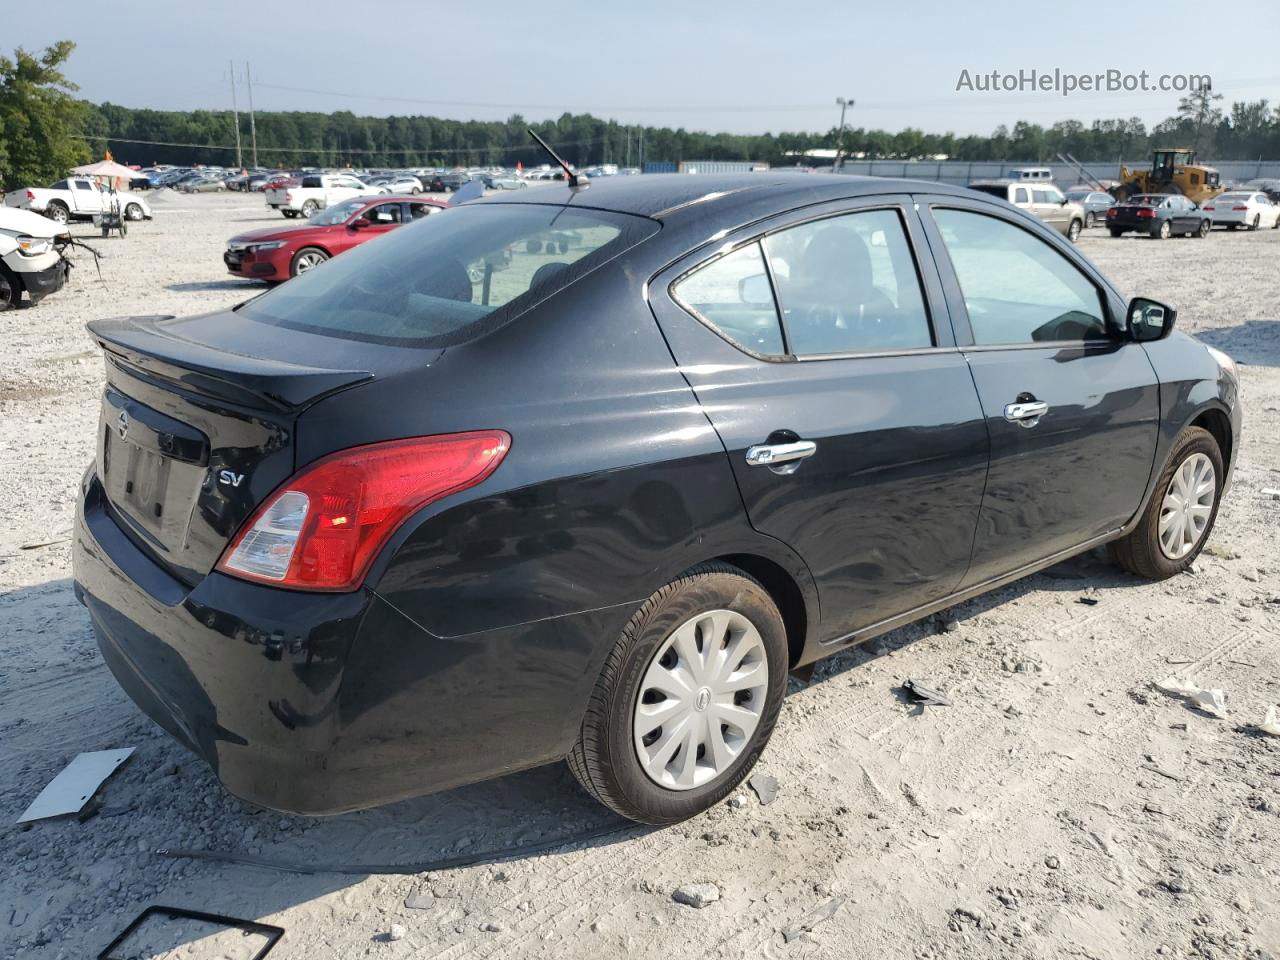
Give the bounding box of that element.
[1203,205,1214,211]
[216,431,510,590]
[26,190,34,200]
[1136,208,1155,218]
[1107,207,1117,217]
[1232,205,1248,211]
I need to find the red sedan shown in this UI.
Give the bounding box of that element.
[224,194,446,281]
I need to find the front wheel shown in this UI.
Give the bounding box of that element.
[290,246,329,277]
[1198,219,1211,238]
[568,563,788,825]
[1067,219,1083,243]
[1108,426,1223,580]
[46,202,70,225]
[0,265,20,310]
[125,203,143,221]
[1085,212,1096,229]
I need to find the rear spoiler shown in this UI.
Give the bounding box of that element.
[88,315,373,412]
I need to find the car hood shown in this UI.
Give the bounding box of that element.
[228,223,338,245]
[0,206,70,239]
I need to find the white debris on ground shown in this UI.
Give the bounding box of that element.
[1,191,1278,959]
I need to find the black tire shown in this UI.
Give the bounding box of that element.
[1198,219,1211,238]
[1067,219,1083,243]
[46,201,70,225]
[0,264,21,311]
[1273,215,1280,230]
[125,202,143,221]
[300,200,320,218]
[1227,223,1238,230]
[1109,227,1124,238]
[1085,212,1096,229]
[1250,214,1261,231]
[1108,426,1224,580]
[289,246,329,277]
[1155,220,1171,240]
[282,210,297,219]
[567,563,788,825]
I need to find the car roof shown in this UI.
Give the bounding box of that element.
[468,173,982,222]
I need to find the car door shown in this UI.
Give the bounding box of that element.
[649,196,989,639]
[73,179,104,214]
[918,197,1160,585]
[1011,185,1033,214]
[1032,188,1066,229]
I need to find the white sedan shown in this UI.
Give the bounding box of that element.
[1201,192,1280,230]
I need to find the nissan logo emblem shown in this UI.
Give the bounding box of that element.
[117,410,130,441]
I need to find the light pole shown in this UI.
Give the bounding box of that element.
[835,96,854,172]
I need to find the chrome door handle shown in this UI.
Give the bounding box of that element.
[745,440,818,467]
[1004,400,1049,425]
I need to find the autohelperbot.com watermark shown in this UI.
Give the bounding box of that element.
[955,68,1212,97]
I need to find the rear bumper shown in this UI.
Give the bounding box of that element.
[73,468,610,814]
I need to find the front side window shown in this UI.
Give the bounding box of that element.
[1013,187,1030,204]
[241,204,652,346]
[933,208,1108,345]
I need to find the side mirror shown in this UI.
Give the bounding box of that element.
[1060,197,1068,205]
[1127,297,1177,342]
[350,217,370,229]
[738,273,773,306]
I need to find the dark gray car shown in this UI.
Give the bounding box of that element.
[1066,189,1116,228]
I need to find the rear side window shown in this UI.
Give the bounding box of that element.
[933,208,1108,345]
[766,209,932,355]
[240,204,657,347]
[672,208,932,357]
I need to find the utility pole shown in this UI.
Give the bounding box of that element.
[834,96,854,172]
[245,61,258,168]
[228,60,243,169]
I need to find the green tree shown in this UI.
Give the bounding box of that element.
[0,41,90,190]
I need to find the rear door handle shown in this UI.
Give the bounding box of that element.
[1004,400,1049,425]
[745,440,818,469]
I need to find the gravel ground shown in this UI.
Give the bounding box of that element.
[2,190,1278,960]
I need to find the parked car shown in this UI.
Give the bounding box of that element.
[1064,189,1115,228]
[179,176,228,193]
[483,174,527,190]
[0,205,71,309]
[381,175,424,194]
[224,194,445,281]
[74,174,1239,825]
[4,177,153,225]
[1199,191,1280,230]
[265,173,381,218]
[1106,194,1210,239]
[968,180,1085,241]
[430,172,474,192]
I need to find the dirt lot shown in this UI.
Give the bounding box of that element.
[2,190,1278,960]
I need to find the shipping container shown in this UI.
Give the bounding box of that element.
[642,161,677,174]
[676,160,770,175]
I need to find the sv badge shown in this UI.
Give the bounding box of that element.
[218,470,246,488]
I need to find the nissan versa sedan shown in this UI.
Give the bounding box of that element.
[73,174,1239,825]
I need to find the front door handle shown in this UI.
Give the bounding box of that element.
[745,440,818,470]
[1004,400,1049,426]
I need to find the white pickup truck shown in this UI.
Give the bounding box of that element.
[4,177,153,225]
[265,173,382,218]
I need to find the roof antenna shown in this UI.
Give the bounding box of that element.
[528,128,589,188]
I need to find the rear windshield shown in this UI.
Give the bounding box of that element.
[240,203,657,347]
[968,184,1008,199]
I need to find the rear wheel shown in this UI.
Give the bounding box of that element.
[1085,211,1096,229]
[1155,220,1171,240]
[282,210,298,219]
[1108,426,1223,580]
[1249,214,1261,230]
[568,563,788,825]
[1227,223,1239,230]
[290,246,329,277]
[1067,219,1083,242]
[46,202,69,225]
[1198,219,1211,238]
[300,200,320,218]
[1109,227,1124,238]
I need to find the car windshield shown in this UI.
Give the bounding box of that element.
[240,203,658,347]
[1216,194,1248,202]
[310,199,368,225]
[1131,196,1164,205]
[968,184,1008,198]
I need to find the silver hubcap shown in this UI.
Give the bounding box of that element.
[296,253,325,273]
[1159,453,1215,560]
[51,207,67,223]
[633,609,769,791]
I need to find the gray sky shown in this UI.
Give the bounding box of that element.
[15,0,1280,137]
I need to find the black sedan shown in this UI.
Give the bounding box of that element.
[73,174,1240,825]
[1107,193,1211,239]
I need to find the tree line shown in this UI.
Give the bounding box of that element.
[4,42,1279,191]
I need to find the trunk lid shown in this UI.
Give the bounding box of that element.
[89,313,374,586]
